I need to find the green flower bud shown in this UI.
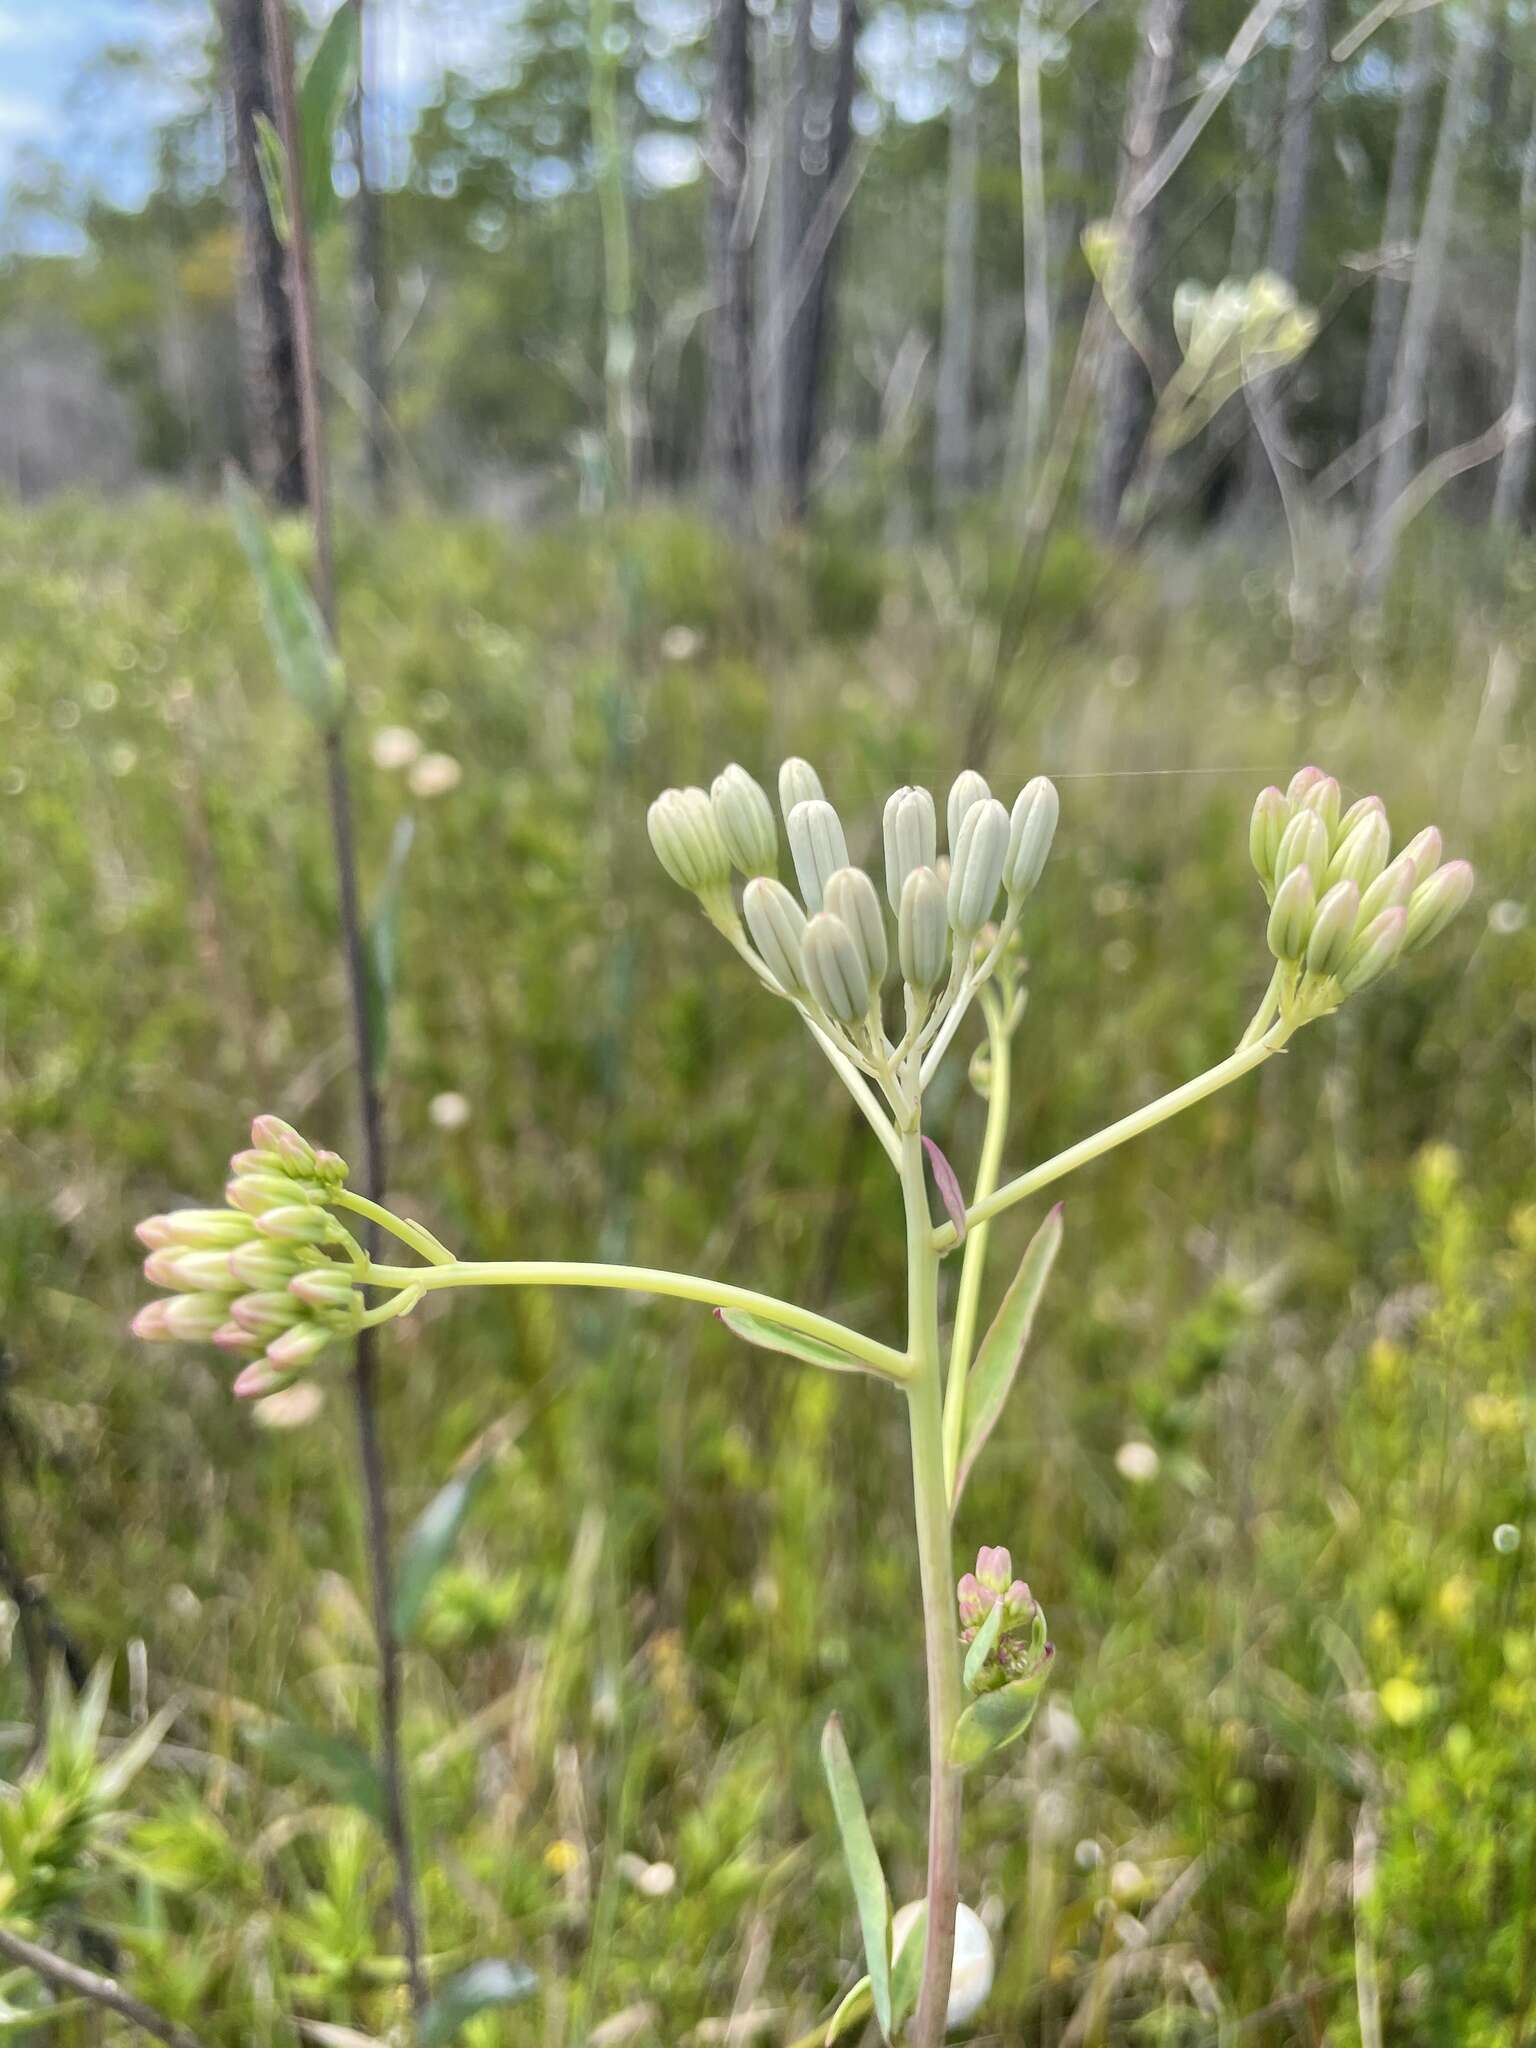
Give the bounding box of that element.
[143,1247,239,1293]
[228,1240,303,1291]
[1337,906,1408,993]
[710,764,778,878]
[647,786,733,897]
[1403,858,1473,955]
[1358,851,1416,925]
[264,1322,335,1371]
[311,1149,349,1185]
[1399,825,1443,886]
[777,756,824,818]
[1305,880,1361,979]
[1286,764,1327,805]
[883,786,937,910]
[947,770,991,853]
[289,1267,360,1316]
[1326,808,1390,889]
[227,1172,307,1217]
[743,877,810,994]
[899,866,950,992]
[253,1204,334,1245]
[1005,776,1059,899]
[162,1292,237,1342]
[1248,786,1288,893]
[801,911,871,1026]
[231,1291,305,1339]
[823,866,888,993]
[1266,865,1315,962]
[251,1115,317,1177]
[786,799,850,913]
[1297,773,1341,839]
[1336,794,1386,841]
[136,1208,254,1252]
[947,797,1010,937]
[1274,808,1329,892]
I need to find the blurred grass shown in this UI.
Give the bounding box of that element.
[0,491,1534,2043]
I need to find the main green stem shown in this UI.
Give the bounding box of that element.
[901,1130,963,2048]
[941,991,1011,1494]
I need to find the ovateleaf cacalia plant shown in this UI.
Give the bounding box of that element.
[132,758,1471,2044]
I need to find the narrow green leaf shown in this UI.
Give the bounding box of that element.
[225,468,346,730]
[246,1723,383,1822]
[393,1452,490,1641]
[961,1597,1004,1696]
[419,1960,537,2046]
[820,1714,892,2039]
[823,1976,871,2045]
[253,111,291,245]
[365,814,415,1070]
[96,1697,180,1802]
[948,1670,1051,1771]
[889,1903,927,2030]
[299,4,360,236]
[953,1205,1063,1509]
[716,1307,871,1379]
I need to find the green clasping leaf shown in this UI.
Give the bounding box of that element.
[953,1206,1063,1509]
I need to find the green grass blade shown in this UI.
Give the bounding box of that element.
[299,4,360,235]
[820,1714,892,2039]
[953,1204,1063,1509]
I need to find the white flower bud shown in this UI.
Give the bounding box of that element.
[1274,808,1329,892]
[947,770,991,853]
[1358,851,1416,925]
[1305,880,1360,979]
[1005,776,1059,899]
[802,912,871,1026]
[891,1901,994,2030]
[824,866,888,993]
[899,866,950,992]
[1398,825,1443,886]
[777,756,824,818]
[1336,794,1386,841]
[786,798,850,913]
[647,787,732,896]
[743,877,809,994]
[1403,858,1473,955]
[1266,865,1315,962]
[710,764,778,877]
[1286,764,1327,805]
[1338,906,1407,993]
[1249,786,1288,893]
[1326,808,1390,890]
[1296,772,1341,839]
[883,786,937,910]
[947,797,1010,937]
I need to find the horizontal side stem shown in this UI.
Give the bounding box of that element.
[364,1257,912,1383]
[0,1925,207,2048]
[933,1035,1282,1251]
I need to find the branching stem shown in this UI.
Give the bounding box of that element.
[941,986,1012,1497]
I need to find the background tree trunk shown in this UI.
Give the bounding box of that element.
[704,0,754,521]
[1266,0,1327,285]
[1089,0,1187,534]
[1008,0,1053,492]
[1357,4,1435,448]
[1492,90,1536,528]
[223,0,304,506]
[350,0,392,509]
[1363,1,1484,602]
[934,62,979,501]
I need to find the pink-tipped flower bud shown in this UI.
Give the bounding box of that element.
[288,1267,359,1316]
[1399,825,1443,886]
[311,1149,349,1185]
[212,1321,264,1355]
[131,1300,174,1341]
[228,1240,301,1290]
[230,1291,305,1339]
[1326,808,1390,890]
[233,1360,292,1400]
[1297,773,1341,839]
[137,1209,252,1252]
[1285,765,1327,804]
[1266,865,1315,963]
[254,1204,334,1245]
[251,1116,318,1178]
[1249,786,1288,894]
[1336,794,1386,840]
[956,1573,988,1628]
[162,1293,236,1342]
[226,1172,305,1217]
[975,1545,1013,1594]
[1358,851,1416,925]
[264,1321,335,1371]
[1305,880,1361,980]
[1338,906,1408,994]
[1404,858,1473,955]
[1274,809,1329,893]
[143,1247,237,1293]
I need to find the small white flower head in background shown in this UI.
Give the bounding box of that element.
[659,624,702,662]
[409,752,463,799]
[1115,1440,1160,1484]
[891,1899,995,2030]
[371,725,423,772]
[1494,1523,1521,1555]
[430,1091,472,1131]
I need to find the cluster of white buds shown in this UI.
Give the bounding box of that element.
[1249,767,1473,1031]
[132,1117,362,1397]
[647,759,1059,1122]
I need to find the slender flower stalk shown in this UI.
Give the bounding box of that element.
[132,759,1470,2046]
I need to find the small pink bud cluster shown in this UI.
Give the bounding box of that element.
[956,1545,1053,1694]
[132,1117,360,1397]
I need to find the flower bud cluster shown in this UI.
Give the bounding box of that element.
[956,1545,1053,1694]
[1249,767,1473,1025]
[132,1117,361,1397]
[648,759,1060,1082]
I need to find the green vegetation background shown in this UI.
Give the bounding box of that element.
[1,495,1534,2044]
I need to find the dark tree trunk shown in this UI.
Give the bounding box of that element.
[350,0,392,508]
[934,62,980,501]
[1492,91,1536,528]
[1358,4,1435,446]
[704,0,754,521]
[1266,0,1328,286]
[1089,0,1187,534]
[776,0,859,516]
[223,0,304,506]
